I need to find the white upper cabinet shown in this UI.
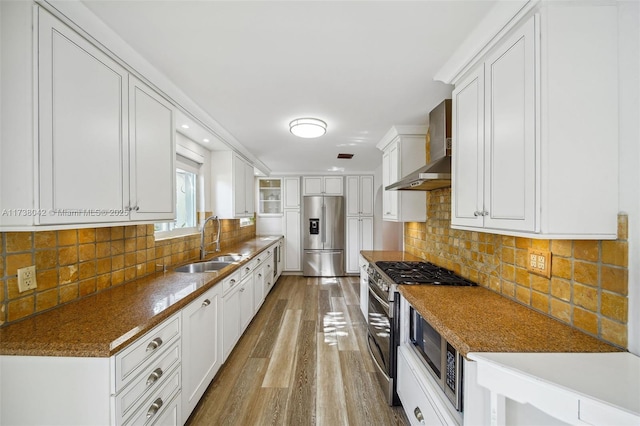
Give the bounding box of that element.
[211,152,255,219]
[38,8,130,225]
[377,128,427,222]
[451,3,619,239]
[302,176,344,196]
[128,76,176,221]
[452,16,535,232]
[3,6,176,228]
[346,176,374,217]
[283,177,301,209]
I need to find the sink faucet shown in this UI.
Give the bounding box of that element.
[200,215,221,260]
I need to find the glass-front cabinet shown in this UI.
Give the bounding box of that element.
[258,178,282,216]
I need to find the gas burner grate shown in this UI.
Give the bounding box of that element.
[375,261,476,286]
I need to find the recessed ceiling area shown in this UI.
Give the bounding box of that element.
[80,0,497,175]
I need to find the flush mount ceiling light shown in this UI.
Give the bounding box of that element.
[289,118,327,138]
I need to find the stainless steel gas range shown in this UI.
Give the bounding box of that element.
[366,260,475,406]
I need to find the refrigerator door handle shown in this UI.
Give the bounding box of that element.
[321,204,325,243]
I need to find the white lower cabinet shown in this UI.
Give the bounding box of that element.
[239,274,254,332]
[0,313,182,426]
[253,263,266,312]
[181,285,222,423]
[223,272,255,360]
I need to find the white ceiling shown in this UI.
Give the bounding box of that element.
[81,0,496,175]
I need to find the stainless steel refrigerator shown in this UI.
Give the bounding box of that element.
[302,195,345,276]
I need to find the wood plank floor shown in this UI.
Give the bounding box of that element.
[186,275,409,426]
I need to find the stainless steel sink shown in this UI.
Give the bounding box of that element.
[208,254,243,262]
[175,261,232,273]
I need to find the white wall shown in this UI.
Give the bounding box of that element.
[618,0,640,355]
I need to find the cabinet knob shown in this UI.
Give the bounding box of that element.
[240,288,245,293]
[413,406,425,424]
[146,398,164,419]
[202,299,211,307]
[145,337,163,352]
[146,368,164,386]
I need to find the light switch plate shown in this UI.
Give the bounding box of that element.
[17,265,37,292]
[527,249,551,278]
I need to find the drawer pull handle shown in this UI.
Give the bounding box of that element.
[146,398,163,419]
[146,337,163,352]
[146,368,163,386]
[414,406,425,424]
[230,279,236,284]
[245,267,251,273]
[202,299,211,307]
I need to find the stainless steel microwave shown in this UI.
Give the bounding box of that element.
[409,306,463,411]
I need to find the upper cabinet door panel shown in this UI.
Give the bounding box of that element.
[484,15,536,232]
[451,67,484,228]
[283,177,300,209]
[38,9,129,224]
[129,77,175,221]
[360,176,374,216]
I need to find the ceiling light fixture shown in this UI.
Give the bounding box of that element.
[289,118,327,138]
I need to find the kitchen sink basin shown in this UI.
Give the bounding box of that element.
[175,261,232,273]
[208,254,243,262]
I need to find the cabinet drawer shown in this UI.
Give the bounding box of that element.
[123,367,181,426]
[222,271,241,295]
[239,261,254,280]
[115,314,180,391]
[115,341,181,423]
[397,346,446,426]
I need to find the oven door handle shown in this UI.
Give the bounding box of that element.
[368,285,390,311]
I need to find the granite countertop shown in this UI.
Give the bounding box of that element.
[0,236,282,358]
[360,250,621,356]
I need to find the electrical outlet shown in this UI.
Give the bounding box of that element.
[17,265,37,292]
[527,248,551,278]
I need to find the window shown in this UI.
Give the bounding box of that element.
[155,153,201,237]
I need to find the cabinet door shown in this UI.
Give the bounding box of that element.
[222,287,241,360]
[382,151,392,219]
[346,176,361,216]
[129,77,175,221]
[244,162,255,216]
[239,275,254,332]
[346,217,360,273]
[360,176,374,216]
[182,286,221,421]
[451,67,485,228]
[233,155,246,216]
[253,264,265,312]
[38,9,129,224]
[387,143,399,219]
[303,177,323,195]
[283,210,301,271]
[360,217,373,251]
[323,176,343,195]
[483,16,536,232]
[283,177,300,209]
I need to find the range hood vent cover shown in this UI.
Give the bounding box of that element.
[386,99,452,191]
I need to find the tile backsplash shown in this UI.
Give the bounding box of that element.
[0,215,255,326]
[404,189,628,348]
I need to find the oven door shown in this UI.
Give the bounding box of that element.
[367,280,401,405]
[367,284,391,376]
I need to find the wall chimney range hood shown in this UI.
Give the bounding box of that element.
[385,99,452,191]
